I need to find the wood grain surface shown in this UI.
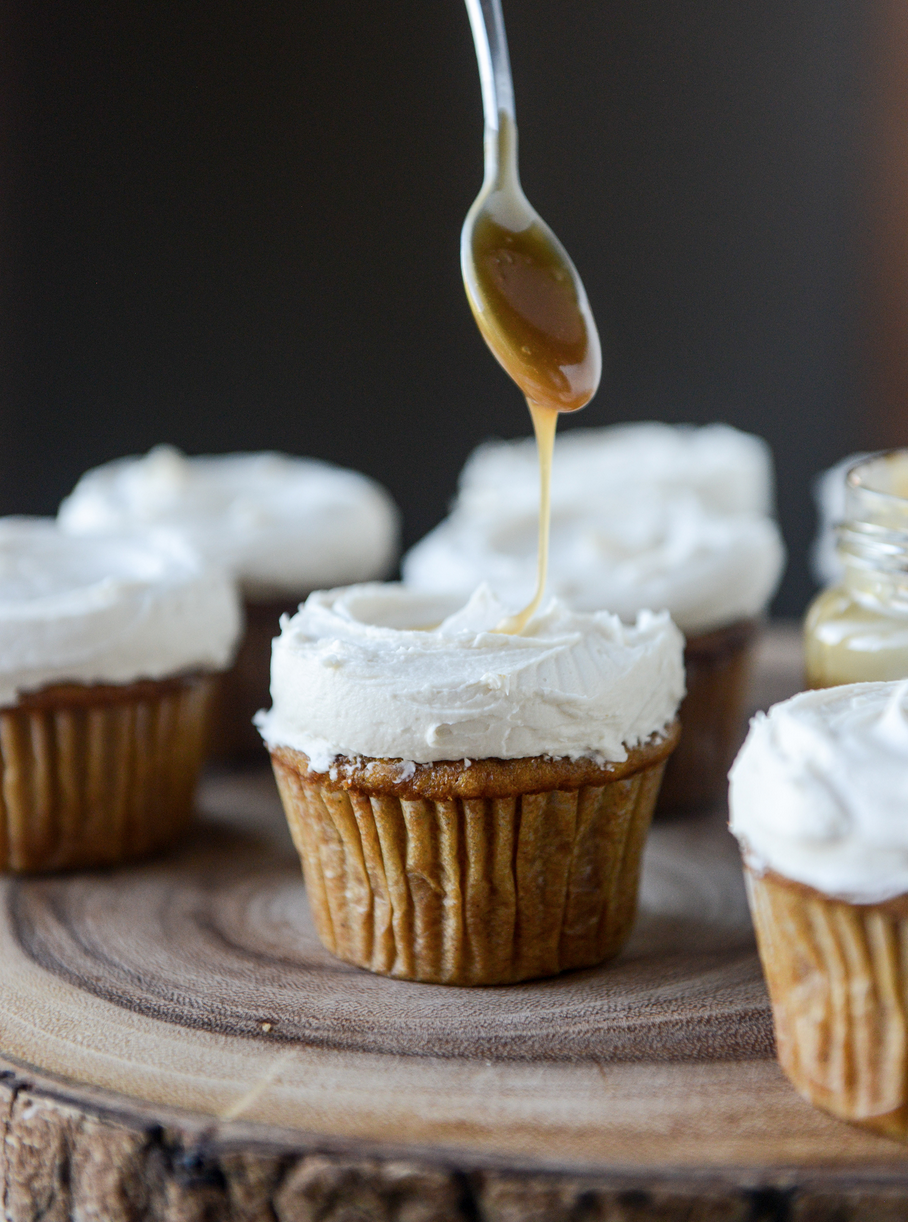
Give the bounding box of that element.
[2,622,908,1221]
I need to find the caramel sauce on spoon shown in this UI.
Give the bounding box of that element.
[462,107,601,633]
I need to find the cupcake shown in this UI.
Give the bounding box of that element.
[256,583,685,985]
[403,422,785,811]
[0,518,241,871]
[58,446,400,755]
[729,681,908,1139]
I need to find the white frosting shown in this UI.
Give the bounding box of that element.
[256,583,685,770]
[810,453,870,587]
[58,446,400,600]
[729,682,908,903]
[0,518,242,706]
[403,424,785,636]
[457,421,777,518]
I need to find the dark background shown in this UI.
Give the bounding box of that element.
[1,0,874,613]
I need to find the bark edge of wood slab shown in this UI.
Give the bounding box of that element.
[2,1054,908,1222]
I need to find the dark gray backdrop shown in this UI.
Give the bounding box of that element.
[1,0,867,613]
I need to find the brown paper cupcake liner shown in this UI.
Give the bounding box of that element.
[746,865,908,1141]
[0,673,216,872]
[270,722,679,985]
[657,617,758,814]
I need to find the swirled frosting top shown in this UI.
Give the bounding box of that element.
[256,582,685,770]
[0,518,241,706]
[402,422,785,636]
[729,681,908,903]
[58,445,400,599]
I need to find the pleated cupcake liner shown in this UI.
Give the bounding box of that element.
[0,674,216,872]
[272,741,674,985]
[746,866,908,1141]
[657,617,758,814]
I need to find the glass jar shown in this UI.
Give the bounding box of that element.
[805,450,908,688]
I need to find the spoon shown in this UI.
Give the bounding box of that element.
[461,0,601,631]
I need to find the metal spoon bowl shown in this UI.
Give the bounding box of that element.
[461,0,601,414]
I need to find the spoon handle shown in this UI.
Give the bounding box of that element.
[464,0,515,131]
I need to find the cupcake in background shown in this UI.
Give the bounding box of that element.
[449,420,776,522]
[257,583,684,985]
[403,422,786,811]
[59,446,400,755]
[730,681,908,1141]
[0,518,241,870]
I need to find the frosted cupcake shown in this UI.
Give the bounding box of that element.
[730,681,908,1139]
[404,422,785,810]
[58,446,400,754]
[257,583,685,985]
[0,519,241,871]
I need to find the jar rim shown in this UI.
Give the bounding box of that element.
[846,450,908,507]
[838,451,908,575]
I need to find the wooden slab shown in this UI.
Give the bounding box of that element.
[2,622,908,1221]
